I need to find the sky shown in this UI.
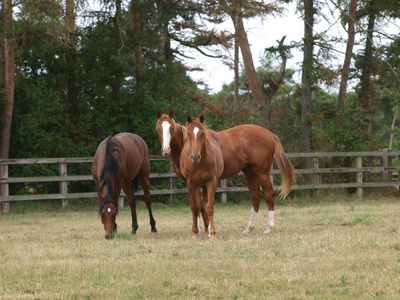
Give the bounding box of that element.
[182,2,400,94]
[181,2,306,93]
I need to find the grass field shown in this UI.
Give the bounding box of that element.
[1,195,400,299]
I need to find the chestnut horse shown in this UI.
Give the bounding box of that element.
[156,110,210,234]
[92,133,157,239]
[180,115,224,240]
[156,109,295,235]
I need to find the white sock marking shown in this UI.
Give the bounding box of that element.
[268,210,274,228]
[243,207,258,234]
[264,210,275,234]
[162,121,171,151]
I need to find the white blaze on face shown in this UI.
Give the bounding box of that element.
[162,121,171,153]
[193,127,199,138]
[108,208,111,213]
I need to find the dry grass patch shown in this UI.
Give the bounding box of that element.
[1,197,400,299]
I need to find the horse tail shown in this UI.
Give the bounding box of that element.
[272,134,296,199]
[99,136,121,211]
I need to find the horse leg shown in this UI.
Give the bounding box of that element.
[258,173,276,234]
[139,175,157,233]
[205,179,218,240]
[188,183,201,239]
[123,181,138,234]
[200,186,209,234]
[242,169,262,234]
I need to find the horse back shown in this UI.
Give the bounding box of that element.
[114,132,150,179]
[217,125,276,178]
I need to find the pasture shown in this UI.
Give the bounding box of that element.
[1,195,400,299]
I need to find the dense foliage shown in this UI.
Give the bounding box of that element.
[0,0,399,199]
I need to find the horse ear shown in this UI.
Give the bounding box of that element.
[186,115,192,123]
[156,109,162,119]
[199,114,205,123]
[169,109,174,119]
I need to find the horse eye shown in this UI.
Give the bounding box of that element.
[170,127,174,132]
[202,133,205,137]
[156,128,160,132]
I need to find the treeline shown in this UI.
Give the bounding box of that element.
[0,0,399,165]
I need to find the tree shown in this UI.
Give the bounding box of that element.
[0,0,15,160]
[336,0,358,123]
[301,0,314,166]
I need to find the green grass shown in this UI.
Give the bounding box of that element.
[1,195,400,299]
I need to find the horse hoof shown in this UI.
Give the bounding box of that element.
[189,231,195,236]
[151,228,158,233]
[264,226,273,234]
[131,228,138,235]
[204,229,209,235]
[210,234,217,241]
[192,234,198,240]
[243,226,255,235]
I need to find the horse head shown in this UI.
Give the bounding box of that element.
[186,114,207,164]
[99,196,118,239]
[156,109,177,156]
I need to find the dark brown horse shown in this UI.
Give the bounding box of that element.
[156,109,295,235]
[180,115,224,240]
[92,133,157,239]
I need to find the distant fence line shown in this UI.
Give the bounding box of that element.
[1,151,400,213]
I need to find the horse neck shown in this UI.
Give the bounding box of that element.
[170,124,185,164]
[100,137,122,199]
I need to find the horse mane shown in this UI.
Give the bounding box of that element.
[99,136,121,214]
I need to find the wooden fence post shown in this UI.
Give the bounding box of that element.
[59,162,68,208]
[221,179,227,203]
[169,168,175,204]
[1,164,9,213]
[356,156,363,198]
[381,149,392,181]
[313,157,319,197]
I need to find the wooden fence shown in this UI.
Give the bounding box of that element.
[1,151,400,213]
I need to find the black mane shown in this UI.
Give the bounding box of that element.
[99,136,121,214]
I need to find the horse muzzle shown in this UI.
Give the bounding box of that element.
[105,233,114,239]
[191,153,201,164]
[161,147,171,157]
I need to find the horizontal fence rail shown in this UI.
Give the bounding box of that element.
[1,151,400,213]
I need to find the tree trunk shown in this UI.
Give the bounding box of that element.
[65,0,78,115]
[336,0,357,122]
[301,0,314,168]
[0,0,15,160]
[360,0,376,133]
[131,1,143,85]
[389,104,398,150]
[233,14,239,125]
[360,0,375,100]
[1,0,15,213]
[231,14,265,110]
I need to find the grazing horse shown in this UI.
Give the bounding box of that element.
[92,133,157,239]
[156,109,295,235]
[180,115,224,240]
